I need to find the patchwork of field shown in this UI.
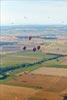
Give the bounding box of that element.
[1,72,67,100]
[0,34,67,100]
[0,36,67,68]
[41,39,67,55]
[0,84,63,100]
[6,73,67,93]
[0,50,67,82]
[0,51,44,67]
[0,85,38,100]
[0,50,67,67]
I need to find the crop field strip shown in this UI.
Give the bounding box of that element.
[5,73,67,94]
[0,52,66,80]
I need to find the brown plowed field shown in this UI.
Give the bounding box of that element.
[0,85,38,100]
[4,73,67,99]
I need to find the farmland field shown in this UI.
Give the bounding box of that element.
[1,73,67,100]
[0,51,45,67]
[0,25,67,100]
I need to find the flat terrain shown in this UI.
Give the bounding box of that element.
[0,84,38,100]
[1,73,67,100]
[31,67,67,77]
[0,51,44,67]
[41,39,67,55]
[0,34,67,100]
[0,85,63,100]
[7,73,67,93]
[0,84,63,100]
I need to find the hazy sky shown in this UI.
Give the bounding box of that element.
[0,0,67,25]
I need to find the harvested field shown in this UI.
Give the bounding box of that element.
[3,72,67,100]
[0,84,64,100]
[0,85,38,100]
[41,39,67,55]
[31,67,67,77]
[6,73,67,94]
[28,91,63,100]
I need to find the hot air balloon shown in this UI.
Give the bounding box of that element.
[29,36,32,40]
[33,47,36,52]
[37,46,40,50]
[23,46,26,50]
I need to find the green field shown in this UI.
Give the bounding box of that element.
[0,51,45,67]
[0,51,67,82]
[1,51,62,67]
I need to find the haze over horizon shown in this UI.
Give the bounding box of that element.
[0,0,67,25]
